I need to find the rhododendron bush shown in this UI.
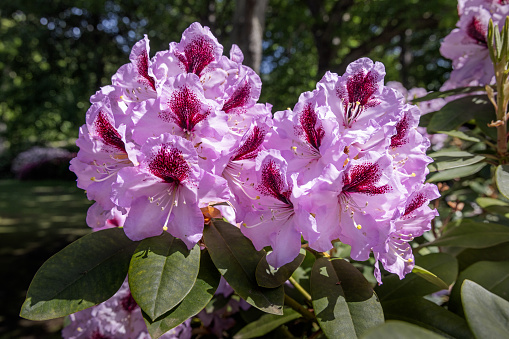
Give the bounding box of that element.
[20,3,509,337]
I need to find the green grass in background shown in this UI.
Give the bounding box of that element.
[0,180,92,338]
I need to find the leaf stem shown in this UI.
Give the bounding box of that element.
[288,276,312,303]
[284,294,315,322]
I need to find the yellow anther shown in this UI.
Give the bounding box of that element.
[411,173,416,177]
[343,158,350,168]
[242,222,247,227]
[408,258,414,262]
[356,224,362,230]
[163,226,168,231]
[91,177,96,181]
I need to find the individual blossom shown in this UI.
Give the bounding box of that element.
[302,152,403,259]
[386,81,448,151]
[373,183,440,284]
[270,89,347,185]
[240,150,318,268]
[112,35,158,102]
[440,0,509,89]
[86,203,127,231]
[62,279,192,339]
[112,133,229,247]
[150,22,226,98]
[131,73,230,173]
[70,98,138,210]
[318,58,404,156]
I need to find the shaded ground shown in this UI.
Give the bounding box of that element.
[0,180,91,339]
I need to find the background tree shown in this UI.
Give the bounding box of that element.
[0,0,458,175]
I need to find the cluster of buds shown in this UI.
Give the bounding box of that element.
[70,22,439,287]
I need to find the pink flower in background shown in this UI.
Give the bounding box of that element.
[441,0,509,89]
[62,279,192,339]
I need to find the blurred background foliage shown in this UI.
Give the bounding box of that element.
[0,0,457,175]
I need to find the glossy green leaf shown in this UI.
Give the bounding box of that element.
[144,250,220,338]
[496,165,509,199]
[457,242,509,271]
[412,265,449,290]
[427,151,485,173]
[361,320,447,339]
[425,221,509,248]
[461,280,509,339]
[449,261,509,315]
[311,258,384,338]
[129,232,200,321]
[426,162,487,182]
[20,228,138,320]
[203,220,284,315]
[410,86,486,103]
[233,308,301,339]
[382,297,473,339]
[434,130,480,142]
[375,253,457,301]
[428,150,479,159]
[427,95,491,132]
[256,248,306,288]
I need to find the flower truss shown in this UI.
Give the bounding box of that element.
[440,0,509,89]
[71,22,439,291]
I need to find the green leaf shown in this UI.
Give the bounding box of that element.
[475,197,509,217]
[382,297,473,339]
[233,308,301,339]
[426,162,487,182]
[361,320,447,339]
[475,106,498,140]
[256,248,306,288]
[20,228,138,321]
[434,130,480,142]
[427,95,492,133]
[461,280,509,339]
[410,86,486,103]
[449,261,509,315]
[144,250,220,338]
[129,232,200,321]
[425,221,509,248]
[496,165,509,199]
[203,220,284,315]
[412,265,449,290]
[427,154,485,173]
[311,258,384,338]
[457,242,509,271]
[375,253,457,301]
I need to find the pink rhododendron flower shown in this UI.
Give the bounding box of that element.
[112,133,228,248]
[441,0,509,89]
[71,21,439,285]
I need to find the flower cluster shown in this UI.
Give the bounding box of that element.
[71,22,439,284]
[440,0,509,89]
[237,59,439,282]
[70,22,270,248]
[62,280,192,339]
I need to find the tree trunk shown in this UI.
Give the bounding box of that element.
[231,0,268,74]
